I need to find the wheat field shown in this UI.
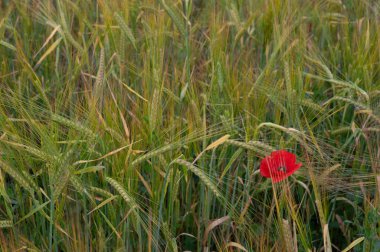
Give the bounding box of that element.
[0,0,379,251]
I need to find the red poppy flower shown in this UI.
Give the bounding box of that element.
[260,150,302,183]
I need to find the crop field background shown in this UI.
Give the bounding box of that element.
[0,0,379,251]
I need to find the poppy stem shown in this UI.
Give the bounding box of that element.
[271,182,288,249]
[273,179,296,252]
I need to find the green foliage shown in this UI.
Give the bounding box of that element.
[0,0,379,251]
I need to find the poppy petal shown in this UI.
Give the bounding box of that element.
[272,150,295,163]
[259,157,271,177]
[259,150,302,183]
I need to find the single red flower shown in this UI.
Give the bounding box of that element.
[260,150,302,183]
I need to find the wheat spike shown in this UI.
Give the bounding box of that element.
[174,159,222,199]
[226,139,269,156]
[105,177,137,209]
[282,219,295,252]
[94,48,105,110]
[0,160,34,193]
[131,143,181,167]
[51,113,96,139]
[0,220,12,228]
